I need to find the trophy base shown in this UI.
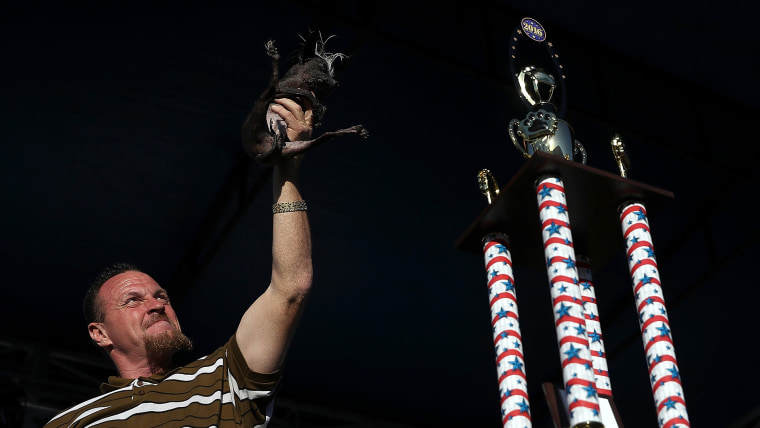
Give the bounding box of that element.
[543,382,623,428]
[572,423,606,428]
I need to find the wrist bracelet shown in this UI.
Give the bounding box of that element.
[272,200,307,214]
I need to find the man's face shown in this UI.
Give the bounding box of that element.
[90,270,188,360]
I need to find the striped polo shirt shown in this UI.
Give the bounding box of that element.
[44,335,281,428]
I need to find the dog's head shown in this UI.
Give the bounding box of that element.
[276,31,348,124]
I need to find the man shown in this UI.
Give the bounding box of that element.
[44,96,315,428]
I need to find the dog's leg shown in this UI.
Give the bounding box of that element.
[280,125,369,159]
[241,40,284,163]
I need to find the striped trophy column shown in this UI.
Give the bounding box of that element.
[535,176,604,428]
[577,256,612,397]
[482,233,532,428]
[619,202,690,428]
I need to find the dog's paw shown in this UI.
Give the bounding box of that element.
[265,40,279,59]
[355,125,369,138]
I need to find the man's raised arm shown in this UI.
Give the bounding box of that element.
[236,97,314,374]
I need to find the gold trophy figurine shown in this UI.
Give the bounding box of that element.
[477,169,500,204]
[610,133,630,178]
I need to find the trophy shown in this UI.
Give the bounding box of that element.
[457,17,690,428]
[508,18,586,164]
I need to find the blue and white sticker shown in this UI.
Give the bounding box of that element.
[521,17,547,42]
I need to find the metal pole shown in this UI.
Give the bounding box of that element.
[577,256,612,397]
[482,233,532,428]
[535,175,604,428]
[619,201,690,428]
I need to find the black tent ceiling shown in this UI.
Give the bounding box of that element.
[2,2,758,427]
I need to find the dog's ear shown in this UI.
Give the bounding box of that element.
[298,30,322,64]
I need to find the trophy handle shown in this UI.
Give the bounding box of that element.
[573,140,587,164]
[509,119,531,159]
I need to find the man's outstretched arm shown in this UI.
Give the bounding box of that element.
[236,97,314,374]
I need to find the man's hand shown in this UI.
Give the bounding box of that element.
[269,97,313,142]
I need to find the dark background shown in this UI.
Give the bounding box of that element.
[2,1,757,427]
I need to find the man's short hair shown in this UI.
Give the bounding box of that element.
[83,262,141,324]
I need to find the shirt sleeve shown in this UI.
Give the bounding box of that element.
[227,333,282,390]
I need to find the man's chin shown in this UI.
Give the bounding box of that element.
[144,330,193,357]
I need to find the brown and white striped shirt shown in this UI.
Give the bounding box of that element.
[44,335,281,428]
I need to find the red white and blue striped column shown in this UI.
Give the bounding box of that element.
[535,176,604,428]
[577,256,612,397]
[619,201,690,428]
[482,233,532,428]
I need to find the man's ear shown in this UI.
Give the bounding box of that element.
[88,323,112,348]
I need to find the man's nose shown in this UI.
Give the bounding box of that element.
[146,297,166,312]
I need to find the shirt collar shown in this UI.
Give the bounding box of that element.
[99,367,179,393]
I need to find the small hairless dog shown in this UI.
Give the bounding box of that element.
[241,31,368,166]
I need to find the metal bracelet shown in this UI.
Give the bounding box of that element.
[272,200,307,214]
